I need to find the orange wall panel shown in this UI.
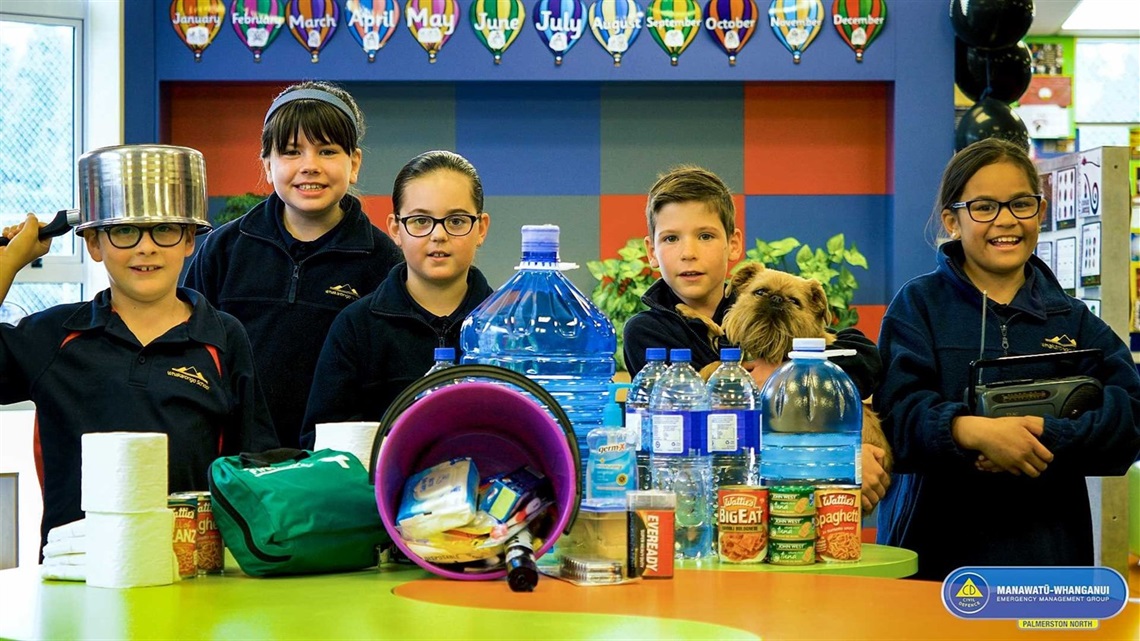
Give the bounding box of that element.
[600,194,747,264]
[743,83,889,196]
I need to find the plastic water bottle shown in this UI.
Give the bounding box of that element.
[649,349,714,559]
[625,347,668,491]
[706,347,760,488]
[460,225,617,471]
[425,347,456,376]
[759,338,862,485]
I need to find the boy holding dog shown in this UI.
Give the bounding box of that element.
[622,165,890,509]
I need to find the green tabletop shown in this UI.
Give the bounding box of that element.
[675,542,918,577]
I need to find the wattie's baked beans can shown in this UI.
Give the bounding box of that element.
[192,492,223,575]
[767,484,815,516]
[716,486,768,564]
[814,485,862,563]
[168,493,198,579]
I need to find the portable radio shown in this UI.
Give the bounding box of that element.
[966,349,1104,419]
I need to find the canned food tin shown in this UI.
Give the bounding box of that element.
[192,492,224,575]
[768,538,816,565]
[767,484,815,516]
[768,514,816,541]
[168,492,198,579]
[815,485,862,563]
[716,486,768,564]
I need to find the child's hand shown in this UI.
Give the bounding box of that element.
[968,416,1053,477]
[1,214,52,271]
[861,443,891,511]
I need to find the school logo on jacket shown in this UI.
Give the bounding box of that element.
[1041,334,1078,351]
[168,365,210,391]
[325,283,361,301]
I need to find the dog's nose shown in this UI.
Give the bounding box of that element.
[768,293,785,305]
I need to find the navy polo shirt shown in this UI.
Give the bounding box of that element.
[0,288,278,547]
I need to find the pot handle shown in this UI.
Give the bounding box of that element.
[0,209,79,247]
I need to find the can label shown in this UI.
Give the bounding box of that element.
[716,486,767,564]
[193,492,224,574]
[769,514,816,540]
[168,493,198,579]
[767,484,815,516]
[815,486,862,562]
[768,538,816,565]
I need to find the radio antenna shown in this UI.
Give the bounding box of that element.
[977,289,988,385]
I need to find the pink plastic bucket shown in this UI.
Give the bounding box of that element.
[374,381,578,580]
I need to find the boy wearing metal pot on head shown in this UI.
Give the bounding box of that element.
[184,81,402,450]
[0,145,278,556]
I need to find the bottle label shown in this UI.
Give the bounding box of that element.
[706,409,759,452]
[651,411,707,455]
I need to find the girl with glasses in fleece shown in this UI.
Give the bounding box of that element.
[300,151,493,446]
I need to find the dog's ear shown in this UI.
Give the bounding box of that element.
[729,262,764,296]
[806,278,830,324]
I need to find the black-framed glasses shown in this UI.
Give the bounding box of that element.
[949,195,1043,223]
[102,223,187,249]
[396,214,478,238]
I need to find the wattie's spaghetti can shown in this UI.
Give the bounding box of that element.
[168,493,198,579]
[192,492,223,574]
[814,485,862,562]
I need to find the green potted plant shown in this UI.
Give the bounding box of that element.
[213,193,266,226]
[586,238,659,371]
[736,233,868,329]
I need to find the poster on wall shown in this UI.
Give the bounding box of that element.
[1084,298,1101,318]
[1078,150,1102,218]
[1056,235,1077,292]
[1054,167,1077,230]
[1039,170,1055,232]
[1036,240,1054,273]
[1132,264,1140,333]
[1080,221,1101,287]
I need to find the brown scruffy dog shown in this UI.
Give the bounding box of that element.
[678,262,892,472]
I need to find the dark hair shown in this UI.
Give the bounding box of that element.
[261,81,364,158]
[930,138,1041,243]
[645,165,735,239]
[392,150,484,214]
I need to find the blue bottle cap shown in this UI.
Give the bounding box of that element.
[645,347,667,361]
[670,348,691,362]
[520,224,560,256]
[720,347,741,361]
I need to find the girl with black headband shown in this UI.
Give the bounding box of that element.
[185,81,401,448]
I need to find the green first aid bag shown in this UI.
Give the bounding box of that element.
[208,448,389,577]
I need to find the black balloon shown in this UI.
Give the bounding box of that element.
[955,38,986,101]
[949,0,1035,50]
[960,41,1033,103]
[955,98,1030,152]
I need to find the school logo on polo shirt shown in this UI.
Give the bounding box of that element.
[1042,334,1078,351]
[168,366,210,391]
[325,283,361,301]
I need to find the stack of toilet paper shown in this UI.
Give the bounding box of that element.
[314,421,382,469]
[77,432,179,588]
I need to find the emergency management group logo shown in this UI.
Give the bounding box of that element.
[944,572,990,615]
[942,567,1128,627]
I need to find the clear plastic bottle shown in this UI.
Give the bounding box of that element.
[585,383,637,504]
[460,225,617,470]
[648,348,714,559]
[625,347,668,491]
[706,347,760,488]
[759,338,862,485]
[425,347,457,376]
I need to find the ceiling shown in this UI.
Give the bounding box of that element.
[1028,0,1140,36]
[1028,0,1081,35]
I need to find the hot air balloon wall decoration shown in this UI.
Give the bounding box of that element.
[405,0,460,63]
[171,0,227,61]
[646,0,703,66]
[346,0,400,62]
[703,0,759,66]
[533,0,587,65]
[588,0,644,67]
[231,0,287,62]
[767,0,824,64]
[471,0,527,64]
[287,0,340,63]
[831,0,886,63]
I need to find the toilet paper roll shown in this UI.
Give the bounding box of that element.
[81,432,168,513]
[86,509,175,589]
[314,421,381,468]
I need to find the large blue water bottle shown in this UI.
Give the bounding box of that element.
[460,225,617,469]
[759,338,862,485]
[625,347,669,490]
[649,349,714,559]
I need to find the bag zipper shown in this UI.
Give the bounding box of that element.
[209,475,292,564]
